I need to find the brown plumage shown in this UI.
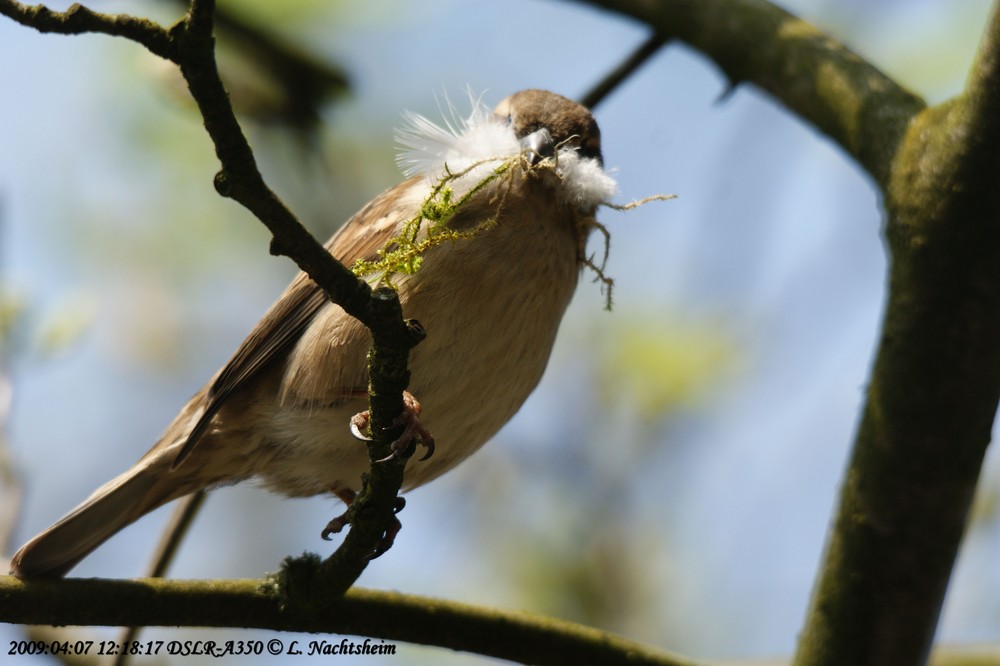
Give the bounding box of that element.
[10,90,614,577]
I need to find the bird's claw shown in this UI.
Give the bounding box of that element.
[322,488,357,540]
[321,490,406,559]
[366,515,402,561]
[365,497,406,560]
[350,391,435,463]
[350,412,374,442]
[321,512,350,540]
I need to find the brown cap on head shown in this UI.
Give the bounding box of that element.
[493,90,603,165]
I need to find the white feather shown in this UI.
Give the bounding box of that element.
[395,94,517,181]
[395,92,619,209]
[550,148,619,210]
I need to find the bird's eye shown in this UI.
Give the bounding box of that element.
[505,114,513,125]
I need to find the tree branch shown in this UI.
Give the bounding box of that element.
[1,0,419,591]
[580,32,669,109]
[111,491,207,666]
[175,0,350,130]
[3,574,997,665]
[0,577,702,666]
[0,1,175,59]
[571,0,925,188]
[171,0,369,319]
[962,0,1000,151]
[791,2,1000,664]
[556,0,1000,663]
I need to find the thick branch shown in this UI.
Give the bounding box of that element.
[0,577,700,666]
[3,575,997,665]
[573,0,925,188]
[559,0,999,662]
[963,0,1000,150]
[792,3,1000,665]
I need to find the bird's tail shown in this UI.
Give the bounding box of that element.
[9,447,198,578]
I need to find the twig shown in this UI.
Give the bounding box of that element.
[113,491,206,666]
[580,32,670,110]
[0,1,175,59]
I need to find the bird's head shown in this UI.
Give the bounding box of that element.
[493,89,603,167]
[396,89,616,211]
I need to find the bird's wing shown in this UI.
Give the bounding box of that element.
[172,176,424,467]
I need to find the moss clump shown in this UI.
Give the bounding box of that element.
[351,158,517,287]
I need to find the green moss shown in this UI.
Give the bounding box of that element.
[351,158,516,287]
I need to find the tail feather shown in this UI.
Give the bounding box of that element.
[10,451,192,578]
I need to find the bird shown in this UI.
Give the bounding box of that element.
[10,89,618,578]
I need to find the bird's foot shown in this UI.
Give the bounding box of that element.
[367,497,406,560]
[350,390,435,463]
[321,489,406,560]
[321,489,357,540]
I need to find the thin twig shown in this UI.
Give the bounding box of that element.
[580,32,670,110]
[112,491,206,666]
[0,0,175,59]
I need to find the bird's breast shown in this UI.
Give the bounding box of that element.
[396,175,587,486]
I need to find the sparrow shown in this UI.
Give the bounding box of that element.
[10,89,618,578]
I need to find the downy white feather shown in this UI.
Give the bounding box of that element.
[395,93,618,210]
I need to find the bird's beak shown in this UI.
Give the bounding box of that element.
[520,127,554,165]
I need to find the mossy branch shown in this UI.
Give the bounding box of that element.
[0,576,701,666]
[554,0,1000,663]
[2,575,998,665]
[793,2,1000,662]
